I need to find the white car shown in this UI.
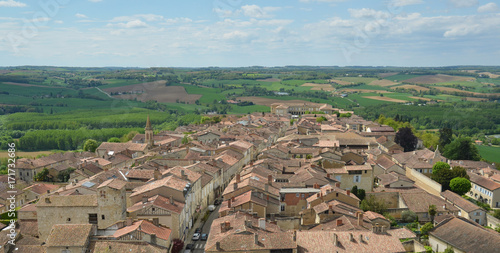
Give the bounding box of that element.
[208,205,216,212]
[192,233,201,241]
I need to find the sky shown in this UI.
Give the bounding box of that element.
[0,0,499,67]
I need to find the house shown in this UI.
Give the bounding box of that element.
[466,172,500,208]
[219,190,279,218]
[376,172,414,189]
[279,187,321,217]
[429,216,500,253]
[162,166,202,213]
[392,148,446,176]
[20,183,60,205]
[399,191,460,223]
[327,164,373,191]
[36,179,127,241]
[44,224,94,253]
[373,155,405,176]
[95,142,148,159]
[441,190,486,225]
[127,195,185,240]
[88,241,165,253]
[306,183,360,209]
[108,219,172,249]
[205,212,297,253]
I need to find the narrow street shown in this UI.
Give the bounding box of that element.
[185,204,221,253]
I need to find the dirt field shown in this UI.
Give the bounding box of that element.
[3,82,61,88]
[368,79,399,87]
[391,85,430,92]
[302,83,335,91]
[236,97,316,107]
[465,97,488,102]
[329,79,352,85]
[478,72,500,78]
[404,74,476,84]
[342,89,393,93]
[0,151,53,159]
[104,81,202,103]
[364,96,408,103]
[257,78,281,82]
[409,96,443,102]
[378,72,399,78]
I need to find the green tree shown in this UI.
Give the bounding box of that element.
[443,137,481,161]
[439,128,453,150]
[107,137,121,143]
[316,116,327,123]
[34,168,49,182]
[431,167,455,191]
[360,195,387,214]
[395,127,418,152]
[122,131,139,142]
[420,222,434,236]
[444,247,454,253]
[356,189,366,201]
[432,162,450,175]
[401,210,418,223]
[451,166,469,179]
[181,135,191,145]
[493,209,500,220]
[351,185,358,196]
[83,139,98,152]
[57,168,75,182]
[450,177,471,196]
[428,205,437,223]
[306,154,312,159]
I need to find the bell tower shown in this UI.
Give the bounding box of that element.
[145,115,154,147]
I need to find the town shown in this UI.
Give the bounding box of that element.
[1,102,499,253]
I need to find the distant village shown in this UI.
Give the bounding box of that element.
[1,102,499,253]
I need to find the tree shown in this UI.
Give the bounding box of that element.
[443,137,481,161]
[356,189,366,201]
[107,137,121,143]
[432,162,450,175]
[57,168,75,182]
[420,222,434,236]
[181,135,191,145]
[83,139,98,152]
[428,205,437,223]
[306,154,312,159]
[395,127,418,152]
[431,167,455,191]
[439,128,453,150]
[316,116,327,123]
[493,209,500,220]
[450,177,471,196]
[444,247,455,253]
[401,210,418,223]
[171,238,184,253]
[34,168,49,182]
[360,195,387,214]
[451,166,469,179]
[122,130,139,142]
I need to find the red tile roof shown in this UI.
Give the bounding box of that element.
[113,220,171,241]
[127,195,184,214]
[45,224,93,247]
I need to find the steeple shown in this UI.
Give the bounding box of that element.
[145,114,152,131]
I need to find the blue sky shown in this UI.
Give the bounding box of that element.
[0,0,499,67]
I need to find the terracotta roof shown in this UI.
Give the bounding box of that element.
[309,215,371,231]
[430,216,500,253]
[162,166,202,184]
[88,241,164,253]
[36,195,98,207]
[345,164,372,171]
[113,220,171,241]
[376,156,396,169]
[97,142,148,153]
[296,230,406,253]
[125,169,156,180]
[18,203,37,212]
[377,172,414,186]
[127,195,184,214]
[23,183,60,195]
[205,212,296,252]
[200,173,214,188]
[307,184,360,203]
[400,191,459,213]
[364,211,387,221]
[386,227,417,239]
[219,190,269,213]
[18,220,39,238]
[130,175,190,198]
[440,190,483,213]
[468,172,500,191]
[45,224,93,247]
[97,178,127,190]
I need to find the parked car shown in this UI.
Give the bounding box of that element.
[186,244,194,250]
[208,205,216,212]
[214,199,222,205]
[201,233,208,241]
[195,227,202,233]
[192,233,200,241]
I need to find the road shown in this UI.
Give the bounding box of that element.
[185,204,221,253]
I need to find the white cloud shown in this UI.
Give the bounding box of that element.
[163,17,192,25]
[0,0,26,7]
[348,8,390,19]
[478,2,499,13]
[391,0,424,7]
[75,13,88,19]
[241,5,281,18]
[54,20,63,24]
[449,0,478,8]
[110,14,164,23]
[107,19,148,29]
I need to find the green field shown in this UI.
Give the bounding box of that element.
[477,145,500,163]
[335,77,377,84]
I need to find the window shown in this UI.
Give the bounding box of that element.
[102,215,105,220]
[353,175,361,183]
[280,204,285,212]
[301,194,305,198]
[88,214,98,225]
[67,218,71,222]
[296,193,300,197]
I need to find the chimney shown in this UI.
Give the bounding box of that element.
[46,190,50,194]
[346,190,350,196]
[152,218,159,226]
[268,175,273,185]
[336,219,343,226]
[216,241,221,250]
[236,173,241,183]
[220,222,226,232]
[142,195,148,204]
[311,164,316,168]
[317,193,320,198]
[359,234,364,243]
[254,233,259,244]
[181,170,188,180]
[150,233,157,245]
[126,217,133,226]
[293,230,297,242]
[313,183,319,189]
[333,233,338,246]
[45,197,51,204]
[245,220,252,227]
[357,212,363,226]
[228,199,231,208]
[154,168,160,180]
[335,182,340,188]
[326,173,330,178]
[233,183,238,191]
[225,221,230,231]
[170,195,174,205]
[258,218,266,230]
[265,184,269,192]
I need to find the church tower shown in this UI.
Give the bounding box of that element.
[145,115,154,147]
